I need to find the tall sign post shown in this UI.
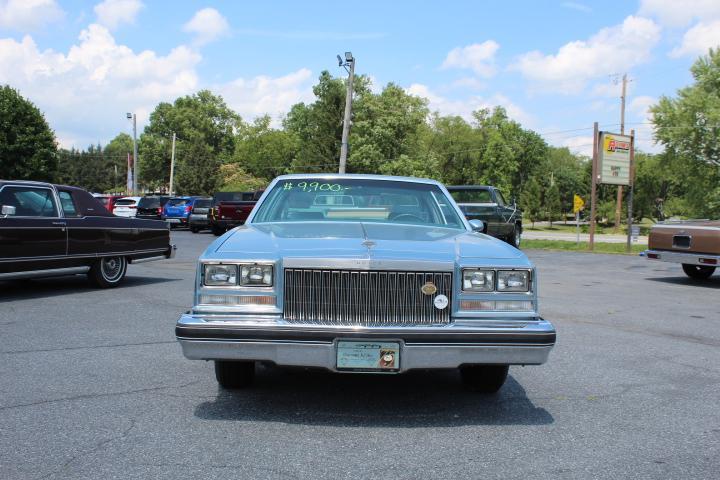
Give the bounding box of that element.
[625,129,636,253]
[589,122,599,251]
[591,126,633,252]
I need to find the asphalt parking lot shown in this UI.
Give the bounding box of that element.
[1,230,719,479]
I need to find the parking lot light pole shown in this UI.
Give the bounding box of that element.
[338,52,355,174]
[127,112,138,193]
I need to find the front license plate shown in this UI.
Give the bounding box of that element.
[336,341,400,372]
[166,218,181,223]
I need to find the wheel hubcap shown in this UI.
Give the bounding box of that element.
[101,257,123,280]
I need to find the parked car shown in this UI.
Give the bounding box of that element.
[93,194,125,213]
[176,174,555,392]
[645,220,720,279]
[113,196,141,217]
[162,196,196,228]
[209,190,263,236]
[188,197,212,233]
[446,185,523,248]
[0,180,175,288]
[136,195,171,220]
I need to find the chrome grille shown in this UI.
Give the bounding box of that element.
[283,269,453,326]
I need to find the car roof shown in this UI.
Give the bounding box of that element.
[273,173,443,186]
[445,185,493,190]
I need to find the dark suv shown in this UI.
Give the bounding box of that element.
[136,196,170,220]
[446,185,522,248]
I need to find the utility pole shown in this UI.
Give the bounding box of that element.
[589,122,599,251]
[338,52,355,174]
[127,112,139,193]
[614,74,628,233]
[169,132,176,196]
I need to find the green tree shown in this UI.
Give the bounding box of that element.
[140,90,242,194]
[520,177,542,228]
[233,116,297,179]
[545,182,561,226]
[651,48,720,217]
[0,85,57,181]
[103,133,134,192]
[284,71,371,172]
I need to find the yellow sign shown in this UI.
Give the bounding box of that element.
[573,194,585,213]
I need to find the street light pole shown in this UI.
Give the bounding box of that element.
[127,112,139,193]
[169,132,176,196]
[338,52,355,174]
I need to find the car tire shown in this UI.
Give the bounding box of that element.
[214,360,255,389]
[88,256,127,288]
[460,365,509,393]
[507,224,521,249]
[212,226,224,236]
[682,264,715,280]
[190,226,199,233]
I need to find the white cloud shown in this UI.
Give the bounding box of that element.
[405,83,532,126]
[0,0,63,31]
[94,0,144,30]
[560,136,594,157]
[511,16,660,94]
[441,41,499,77]
[670,20,720,57]
[0,24,200,148]
[215,69,315,126]
[451,77,486,90]
[182,8,229,46]
[639,0,720,28]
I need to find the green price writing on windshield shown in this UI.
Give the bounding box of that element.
[282,181,348,192]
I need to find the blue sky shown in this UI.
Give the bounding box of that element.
[2,0,719,154]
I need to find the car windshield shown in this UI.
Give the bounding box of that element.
[167,198,190,206]
[252,178,465,229]
[449,189,493,204]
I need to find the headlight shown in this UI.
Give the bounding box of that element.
[240,264,273,286]
[462,269,494,292]
[497,270,530,292]
[204,264,237,286]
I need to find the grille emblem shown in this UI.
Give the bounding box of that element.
[421,282,437,295]
[434,295,449,310]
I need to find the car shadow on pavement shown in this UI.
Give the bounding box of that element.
[0,275,180,301]
[193,365,554,427]
[646,276,720,289]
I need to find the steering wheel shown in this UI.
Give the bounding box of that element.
[391,213,424,223]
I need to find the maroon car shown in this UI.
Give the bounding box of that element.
[208,190,264,236]
[0,180,175,288]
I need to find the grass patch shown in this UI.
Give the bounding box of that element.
[523,239,646,255]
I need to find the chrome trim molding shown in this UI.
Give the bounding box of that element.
[645,249,720,267]
[0,248,169,263]
[177,339,553,370]
[0,266,90,280]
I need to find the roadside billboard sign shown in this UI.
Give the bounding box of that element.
[598,132,632,185]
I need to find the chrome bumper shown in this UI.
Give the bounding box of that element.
[176,314,556,372]
[645,249,719,267]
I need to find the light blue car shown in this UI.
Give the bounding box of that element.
[176,174,556,392]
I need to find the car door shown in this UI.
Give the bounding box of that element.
[0,185,67,273]
[58,189,105,258]
[493,190,516,237]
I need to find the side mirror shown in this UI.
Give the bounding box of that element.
[1,205,16,217]
[469,219,485,232]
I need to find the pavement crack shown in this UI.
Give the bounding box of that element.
[1,340,177,355]
[0,380,201,411]
[37,417,137,480]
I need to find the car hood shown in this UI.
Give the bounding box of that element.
[210,221,525,265]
